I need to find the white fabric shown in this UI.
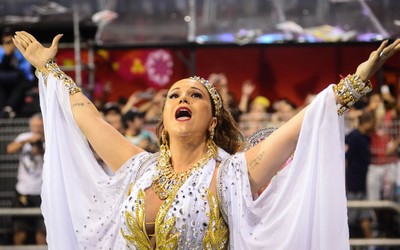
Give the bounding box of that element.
[14,132,44,195]
[218,85,349,250]
[39,70,348,250]
[38,73,151,249]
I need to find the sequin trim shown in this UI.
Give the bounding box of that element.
[35,60,81,95]
[133,153,159,183]
[203,190,229,249]
[121,189,152,249]
[155,193,180,249]
[216,156,232,224]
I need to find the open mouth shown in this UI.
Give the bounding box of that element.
[175,107,192,121]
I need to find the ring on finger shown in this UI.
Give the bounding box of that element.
[379,51,388,60]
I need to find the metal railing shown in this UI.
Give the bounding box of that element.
[350,238,400,246]
[0,208,41,217]
[0,246,47,250]
[348,200,400,247]
[0,208,45,249]
[0,201,399,248]
[347,200,400,214]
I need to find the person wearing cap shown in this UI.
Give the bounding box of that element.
[251,96,270,112]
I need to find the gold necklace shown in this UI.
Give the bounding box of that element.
[152,140,217,200]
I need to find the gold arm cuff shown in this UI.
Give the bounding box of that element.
[35,60,81,95]
[334,74,372,116]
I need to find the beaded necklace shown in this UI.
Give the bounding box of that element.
[151,141,217,200]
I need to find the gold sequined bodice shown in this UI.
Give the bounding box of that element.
[120,159,228,249]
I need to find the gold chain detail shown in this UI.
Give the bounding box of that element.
[334,74,372,115]
[152,139,218,200]
[35,60,81,95]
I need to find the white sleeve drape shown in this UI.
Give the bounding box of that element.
[38,73,150,249]
[218,85,349,250]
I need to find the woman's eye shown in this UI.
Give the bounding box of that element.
[168,93,179,99]
[192,93,202,98]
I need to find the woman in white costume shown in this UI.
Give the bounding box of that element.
[12,31,400,249]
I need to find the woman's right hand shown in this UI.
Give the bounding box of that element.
[12,31,63,69]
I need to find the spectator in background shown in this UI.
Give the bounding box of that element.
[345,111,375,239]
[226,91,241,122]
[120,88,156,115]
[271,98,297,126]
[368,107,399,202]
[0,27,35,118]
[209,73,241,122]
[6,113,46,245]
[240,96,271,137]
[365,93,384,116]
[345,93,384,135]
[102,102,125,134]
[367,92,400,238]
[390,91,400,201]
[208,73,230,107]
[238,80,256,114]
[95,103,124,176]
[238,80,272,137]
[123,110,158,152]
[251,96,270,113]
[139,88,168,123]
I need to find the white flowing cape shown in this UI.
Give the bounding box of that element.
[38,72,348,249]
[219,86,349,249]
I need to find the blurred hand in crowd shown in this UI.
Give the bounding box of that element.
[241,80,256,97]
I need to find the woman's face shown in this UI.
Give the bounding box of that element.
[30,116,44,136]
[163,79,215,140]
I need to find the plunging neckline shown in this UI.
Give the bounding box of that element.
[120,158,229,249]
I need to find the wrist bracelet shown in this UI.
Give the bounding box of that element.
[35,60,81,95]
[334,74,372,115]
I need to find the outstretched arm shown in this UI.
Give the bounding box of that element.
[13,31,144,172]
[245,39,400,195]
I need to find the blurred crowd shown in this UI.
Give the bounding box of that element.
[90,72,307,156]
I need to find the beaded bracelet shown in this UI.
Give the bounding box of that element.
[333,74,372,115]
[35,60,81,95]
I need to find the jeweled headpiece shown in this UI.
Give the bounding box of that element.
[190,76,223,117]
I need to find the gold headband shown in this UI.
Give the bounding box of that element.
[190,76,222,117]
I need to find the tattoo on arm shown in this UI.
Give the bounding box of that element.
[72,102,92,108]
[249,151,265,171]
[72,102,84,108]
[72,102,91,108]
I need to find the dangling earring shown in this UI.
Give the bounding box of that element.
[161,129,168,147]
[207,127,218,158]
[159,130,171,167]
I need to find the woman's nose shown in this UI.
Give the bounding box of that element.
[179,98,189,104]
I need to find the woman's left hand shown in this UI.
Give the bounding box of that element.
[356,38,400,81]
